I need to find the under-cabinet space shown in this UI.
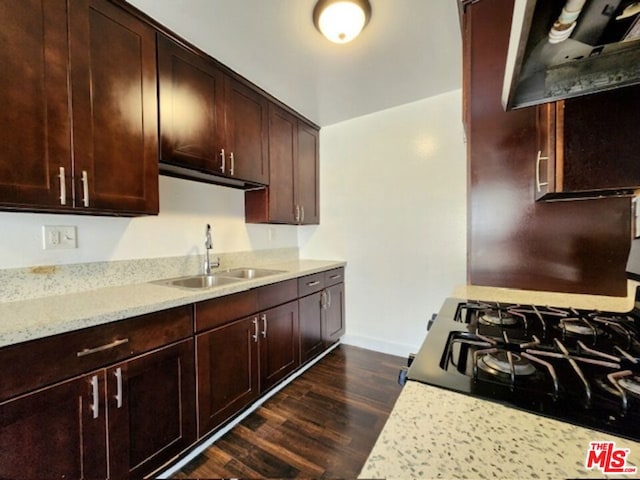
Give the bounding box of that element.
[535,85,640,201]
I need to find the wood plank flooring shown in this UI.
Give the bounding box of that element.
[173,345,404,479]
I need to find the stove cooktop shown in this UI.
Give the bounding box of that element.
[408,297,640,442]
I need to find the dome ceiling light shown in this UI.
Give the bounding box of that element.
[312,0,372,44]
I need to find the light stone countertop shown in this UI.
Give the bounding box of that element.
[360,381,640,479]
[0,259,345,348]
[454,281,639,313]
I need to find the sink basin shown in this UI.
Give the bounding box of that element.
[218,267,286,279]
[157,274,241,289]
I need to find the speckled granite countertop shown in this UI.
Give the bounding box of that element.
[454,282,639,313]
[0,259,345,348]
[360,381,640,479]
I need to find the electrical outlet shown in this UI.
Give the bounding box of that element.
[43,226,77,250]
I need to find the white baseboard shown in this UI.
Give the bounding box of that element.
[340,334,417,358]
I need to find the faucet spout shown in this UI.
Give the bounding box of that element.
[203,224,219,274]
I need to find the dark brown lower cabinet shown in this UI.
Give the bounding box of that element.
[259,300,300,391]
[324,283,345,345]
[196,300,300,438]
[196,316,260,437]
[0,373,108,480]
[299,292,325,363]
[108,339,196,479]
[0,339,195,480]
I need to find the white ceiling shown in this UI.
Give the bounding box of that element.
[127,0,463,127]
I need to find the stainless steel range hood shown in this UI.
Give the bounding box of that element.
[502,0,640,110]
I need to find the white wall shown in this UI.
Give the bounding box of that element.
[0,176,298,269]
[299,90,467,356]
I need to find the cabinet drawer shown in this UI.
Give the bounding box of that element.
[258,279,298,311]
[0,306,192,402]
[298,272,325,297]
[195,290,258,332]
[324,267,344,287]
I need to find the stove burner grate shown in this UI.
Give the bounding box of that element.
[479,312,518,326]
[478,351,536,376]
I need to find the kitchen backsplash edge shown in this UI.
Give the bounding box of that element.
[0,247,299,302]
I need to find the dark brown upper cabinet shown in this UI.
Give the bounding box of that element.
[535,85,640,201]
[245,103,320,225]
[157,34,268,187]
[0,0,159,216]
[462,0,631,297]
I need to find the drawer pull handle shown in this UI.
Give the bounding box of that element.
[261,314,267,338]
[114,367,123,408]
[306,280,320,287]
[77,338,129,357]
[90,375,99,419]
[329,274,341,280]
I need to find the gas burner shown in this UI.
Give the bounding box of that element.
[478,351,536,376]
[559,319,600,336]
[619,376,640,397]
[479,312,518,326]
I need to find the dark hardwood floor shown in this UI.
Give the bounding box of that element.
[173,345,404,479]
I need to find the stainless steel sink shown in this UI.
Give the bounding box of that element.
[156,274,241,289]
[218,267,286,279]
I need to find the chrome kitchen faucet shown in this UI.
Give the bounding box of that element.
[203,224,220,275]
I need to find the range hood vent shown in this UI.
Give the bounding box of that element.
[159,162,266,191]
[503,0,640,110]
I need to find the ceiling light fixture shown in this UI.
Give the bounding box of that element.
[313,0,372,44]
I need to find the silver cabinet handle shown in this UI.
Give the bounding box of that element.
[77,338,129,357]
[230,152,235,176]
[220,148,226,173]
[295,205,300,223]
[58,167,66,205]
[252,317,258,342]
[327,290,332,308]
[114,367,123,409]
[535,150,549,193]
[321,290,327,309]
[306,280,320,287]
[81,170,89,207]
[90,375,99,419]
[301,205,305,223]
[261,314,267,338]
[329,274,341,280]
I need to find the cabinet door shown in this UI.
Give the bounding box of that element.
[266,105,298,223]
[108,339,196,479]
[259,300,300,392]
[226,78,269,184]
[0,0,72,210]
[0,373,107,480]
[297,121,320,224]
[196,317,260,437]
[561,86,640,193]
[69,0,159,215]
[158,34,226,174]
[323,283,345,345]
[299,292,324,364]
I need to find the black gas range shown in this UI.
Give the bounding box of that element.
[407,295,640,442]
